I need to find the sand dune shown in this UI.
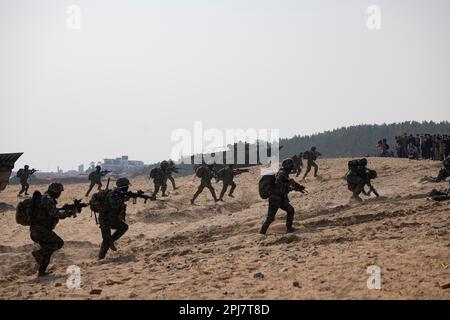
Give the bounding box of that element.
[0,157,449,299]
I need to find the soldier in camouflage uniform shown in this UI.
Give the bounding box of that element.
[292,153,303,177]
[29,183,78,276]
[432,156,450,182]
[259,159,305,235]
[86,165,108,197]
[18,165,36,196]
[346,158,377,201]
[98,178,130,260]
[166,160,178,190]
[150,161,169,199]
[302,146,321,179]
[217,165,237,201]
[190,164,218,204]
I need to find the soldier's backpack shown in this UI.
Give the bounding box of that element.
[195,165,208,178]
[89,189,112,213]
[302,151,311,160]
[258,174,276,199]
[16,190,42,226]
[16,169,24,178]
[88,171,95,180]
[149,167,162,179]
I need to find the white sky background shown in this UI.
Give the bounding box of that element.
[1,0,449,171]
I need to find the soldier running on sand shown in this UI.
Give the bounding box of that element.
[191,164,218,204]
[259,159,306,235]
[29,183,81,276]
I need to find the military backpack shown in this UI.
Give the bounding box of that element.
[258,174,276,199]
[16,191,42,226]
[89,189,112,213]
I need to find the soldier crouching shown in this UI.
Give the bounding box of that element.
[30,183,78,277]
[98,178,130,260]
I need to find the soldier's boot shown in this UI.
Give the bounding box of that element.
[259,221,272,235]
[109,243,117,251]
[190,198,195,205]
[161,185,169,197]
[351,193,363,202]
[313,165,319,177]
[98,242,109,260]
[228,183,236,198]
[37,254,51,277]
[286,209,296,233]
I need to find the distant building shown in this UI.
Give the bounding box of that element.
[102,155,145,172]
[78,164,84,173]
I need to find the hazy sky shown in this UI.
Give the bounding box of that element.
[1,0,449,171]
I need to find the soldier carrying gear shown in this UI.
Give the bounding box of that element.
[259,158,306,235]
[149,162,169,199]
[291,153,303,177]
[85,165,110,197]
[302,146,321,180]
[190,164,218,205]
[217,165,237,201]
[17,165,37,197]
[346,158,379,201]
[29,182,81,277]
[97,177,131,260]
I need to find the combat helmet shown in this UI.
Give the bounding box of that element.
[48,182,64,193]
[116,177,131,188]
[281,158,294,171]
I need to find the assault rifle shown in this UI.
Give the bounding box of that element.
[233,168,250,176]
[101,170,111,176]
[117,189,154,203]
[289,179,307,194]
[366,181,380,198]
[58,199,89,216]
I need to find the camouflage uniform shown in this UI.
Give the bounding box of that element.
[302,147,321,179]
[346,166,368,201]
[18,166,35,196]
[260,159,298,235]
[191,165,218,204]
[29,184,76,276]
[218,166,237,200]
[86,167,108,196]
[151,168,168,198]
[98,178,130,260]
[292,154,303,177]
